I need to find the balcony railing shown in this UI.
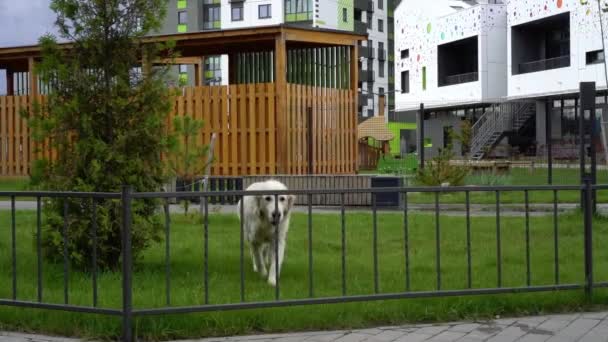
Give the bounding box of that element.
[358,45,375,59]
[439,72,479,87]
[360,70,375,83]
[517,55,570,74]
[354,0,372,11]
[355,21,368,35]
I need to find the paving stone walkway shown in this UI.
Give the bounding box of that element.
[2,311,608,342]
[187,311,608,342]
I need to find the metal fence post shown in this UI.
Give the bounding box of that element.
[583,177,594,298]
[121,186,134,342]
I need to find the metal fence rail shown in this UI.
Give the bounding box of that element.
[0,181,604,341]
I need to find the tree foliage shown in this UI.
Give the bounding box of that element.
[415,146,470,186]
[26,0,174,269]
[169,115,211,214]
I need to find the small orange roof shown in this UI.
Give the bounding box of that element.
[358,116,394,141]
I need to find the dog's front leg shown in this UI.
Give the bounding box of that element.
[252,242,267,276]
[267,238,285,287]
[249,244,258,273]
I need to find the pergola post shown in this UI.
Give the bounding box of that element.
[275,33,287,174]
[28,57,38,96]
[350,44,359,172]
[194,57,203,87]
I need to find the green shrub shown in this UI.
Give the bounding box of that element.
[415,147,469,186]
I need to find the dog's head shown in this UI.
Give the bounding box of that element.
[257,193,296,226]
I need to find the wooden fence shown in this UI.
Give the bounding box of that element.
[0,83,357,177]
[0,96,32,176]
[358,142,381,170]
[286,84,357,175]
[169,83,276,176]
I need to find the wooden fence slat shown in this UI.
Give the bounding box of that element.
[255,84,268,175]
[267,84,276,174]
[221,86,229,176]
[238,85,247,175]
[229,85,238,176]
[7,97,14,176]
[247,84,257,175]
[0,96,6,175]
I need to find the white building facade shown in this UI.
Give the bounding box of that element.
[393,0,608,160]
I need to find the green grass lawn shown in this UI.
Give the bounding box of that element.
[364,160,608,204]
[1,209,608,340]
[0,178,30,192]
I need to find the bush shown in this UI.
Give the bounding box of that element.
[415,146,470,186]
[26,0,173,270]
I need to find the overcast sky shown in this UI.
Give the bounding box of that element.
[0,0,56,94]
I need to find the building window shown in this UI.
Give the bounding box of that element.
[378,0,383,10]
[343,8,348,22]
[401,71,409,93]
[285,0,312,22]
[401,49,409,59]
[177,11,188,32]
[367,12,373,29]
[378,19,384,32]
[379,61,385,77]
[231,2,244,21]
[178,11,188,24]
[205,56,222,85]
[259,4,271,19]
[203,3,221,29]
[178,64,188,86]
[586,49,605,65]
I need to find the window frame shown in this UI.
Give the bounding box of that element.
[231,3,244,22]
[259,4,272,19]
[178,11,188,25]
[400,71,409,93]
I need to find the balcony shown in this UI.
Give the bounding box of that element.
[440,72,479,87]
[358,45,375,59]
[355,20,368,35]
[358,92,369,104]
[378,49,386,61]
[517,55,570,74]
[354,0,373,12]
[360,70,375,83]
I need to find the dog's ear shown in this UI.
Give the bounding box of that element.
[287,194,296,211]
[255,195,264,209]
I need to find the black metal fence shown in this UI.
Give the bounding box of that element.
[0,180,606,341]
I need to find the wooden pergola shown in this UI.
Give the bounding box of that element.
[0,25,367,176]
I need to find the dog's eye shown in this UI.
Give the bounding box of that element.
[265,196,272,202]
[279,196,286,202]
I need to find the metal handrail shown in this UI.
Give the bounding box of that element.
[518,55,570,74]
[470,101,534,158]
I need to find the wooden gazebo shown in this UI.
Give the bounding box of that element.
[0,25,366,176]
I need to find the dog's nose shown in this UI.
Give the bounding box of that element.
[271,211,281,223]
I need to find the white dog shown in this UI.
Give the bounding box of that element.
[237,180,296,287]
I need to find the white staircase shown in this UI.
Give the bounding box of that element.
[470,101,535,160]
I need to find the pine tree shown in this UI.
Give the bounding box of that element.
[26,0,174,269]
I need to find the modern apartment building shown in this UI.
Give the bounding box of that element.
[393,0,608,160]
[157,0,395,118]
